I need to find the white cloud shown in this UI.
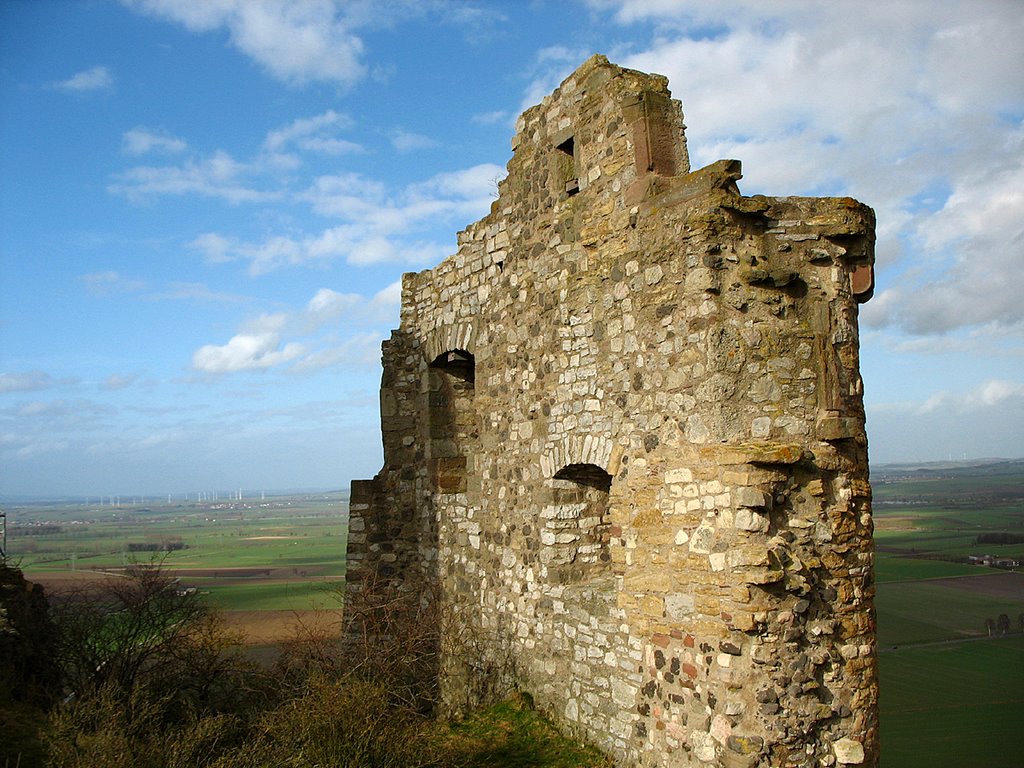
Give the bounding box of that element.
[390,129,439,153]
[519,46,594,112]
[4,434,71,460]
[10,398,115,422]
[296,137,363,155]
[192,334,305,374]
[112,111,365,205]
[371,280,402,308]
[862,147,1024,335]
[189,233,233,263]
[122,127,188,155]
[306,288,360,321]
[301,173,387,218]
[109,150,275,204]
[264,110,346,151]
[191,283,399,375]
[192,313,305,374]
[101,373,138,391]
[0,371,55,394]
[875,378,1024,417]
[472,110,510,126]
[123,0,368,86]
[80,271,147,296]
[190,163,504,274]
[16,401,55,417]
[866,378,1024,462]
[53,65,114,92]
[291,331,383,372]
[190,230,354,275]
[262,109,360,156]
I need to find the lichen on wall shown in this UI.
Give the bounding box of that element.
[344,54,879,767]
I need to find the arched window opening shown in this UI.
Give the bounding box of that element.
[542,463,612,583]
[554,463,612,492]
[431,349,474,384]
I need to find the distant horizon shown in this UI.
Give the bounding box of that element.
[1,486,349,505]
[4,456,1023,505]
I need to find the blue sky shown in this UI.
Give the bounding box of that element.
[1,0,1022,499]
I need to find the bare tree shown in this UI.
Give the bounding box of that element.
[985,617,995,637]
[996,613,1011,635]
[51,560,214,699]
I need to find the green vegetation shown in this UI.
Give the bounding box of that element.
[9,493,348,617]
[873,460,1024,767]
[875,571,1021,646]
[201,580,339,612]
[879,637,1024,768]
[0,561,606,768]
[873,553,978,583]
[433,694,610,768]
[872,459,1024,502]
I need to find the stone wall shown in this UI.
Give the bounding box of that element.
[344,55,879,767]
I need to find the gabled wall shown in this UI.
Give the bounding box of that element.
[344,55,879,767]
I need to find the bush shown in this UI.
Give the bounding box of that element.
[47,684,170,768]
[976,532,1024,545]
[47,559,261,720]
[215,677,442,768]
[16,560,606,768]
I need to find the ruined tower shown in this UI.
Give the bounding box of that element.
[344,55,878,767]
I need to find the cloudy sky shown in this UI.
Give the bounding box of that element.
[1,0,1021,499]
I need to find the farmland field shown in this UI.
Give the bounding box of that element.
[872,460,1024,767]
[7,491,348,644]
[878,637,1024,767]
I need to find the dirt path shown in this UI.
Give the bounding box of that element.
[878,632,1024,653]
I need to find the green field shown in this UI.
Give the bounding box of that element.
[878,638,1024,767]
[875,569,1022,646]
[872,460,1024,767]
[201,579,343,612]
[873,555,978,583]
[7,492,348,618]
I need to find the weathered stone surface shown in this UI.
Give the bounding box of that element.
[344,54,878,768]
[834,737,867,764]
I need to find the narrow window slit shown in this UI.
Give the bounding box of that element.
[555,137,579,196]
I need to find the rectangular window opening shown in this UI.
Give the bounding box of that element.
[555,137,579,196]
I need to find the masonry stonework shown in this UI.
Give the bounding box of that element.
[344,55,879,767]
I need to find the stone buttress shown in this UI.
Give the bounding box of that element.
[344,55,879,768]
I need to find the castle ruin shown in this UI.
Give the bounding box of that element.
[344,55,879,767]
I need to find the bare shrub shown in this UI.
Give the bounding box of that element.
[337,571,442,713]
[49,560,216,700]
[211,676,443,768]
[47,683,169,768]
[43,560,261,766]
